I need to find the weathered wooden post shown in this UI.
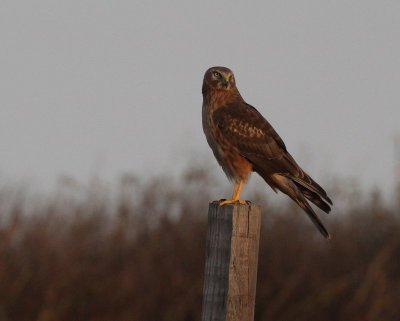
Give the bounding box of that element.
[201,202,261,321]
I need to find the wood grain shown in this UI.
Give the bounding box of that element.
[201,203,261,321]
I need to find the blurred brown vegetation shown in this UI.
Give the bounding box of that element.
[0,168,399,321]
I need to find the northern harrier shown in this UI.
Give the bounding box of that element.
[202,66,332,238]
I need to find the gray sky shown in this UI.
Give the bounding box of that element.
[1,1,399,195]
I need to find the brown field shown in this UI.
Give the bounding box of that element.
[0,168,399,321]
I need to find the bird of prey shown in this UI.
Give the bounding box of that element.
[202,66,332,238]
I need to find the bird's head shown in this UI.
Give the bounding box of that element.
[202,66,237,94]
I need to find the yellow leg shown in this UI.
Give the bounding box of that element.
[219,180,248,206]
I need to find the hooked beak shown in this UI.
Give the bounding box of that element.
[221,77,229,88]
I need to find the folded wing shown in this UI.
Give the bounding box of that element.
[213,102,332,238]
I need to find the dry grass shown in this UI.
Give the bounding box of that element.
[0,169,399,321]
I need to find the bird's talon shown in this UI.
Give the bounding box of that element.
[218,199,249,206]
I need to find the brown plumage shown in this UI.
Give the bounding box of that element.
[202,66,332,238]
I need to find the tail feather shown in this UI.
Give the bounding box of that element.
[297,185,332,214]
[294,196,330,239]
[291,173,333,205]
[269,173,330,239]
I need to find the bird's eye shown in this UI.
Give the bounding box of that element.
[213,71,221,78]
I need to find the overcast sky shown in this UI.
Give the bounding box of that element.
[1,1,399,196]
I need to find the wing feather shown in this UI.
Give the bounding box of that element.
[213,101,332,213]
[213,102,297,174]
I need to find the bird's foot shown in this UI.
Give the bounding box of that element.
[217,199,251,206]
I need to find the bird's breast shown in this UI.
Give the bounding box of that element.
[202,101,252,182]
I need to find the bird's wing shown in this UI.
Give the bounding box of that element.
[212,102,297,174]
[213,102,332,207]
